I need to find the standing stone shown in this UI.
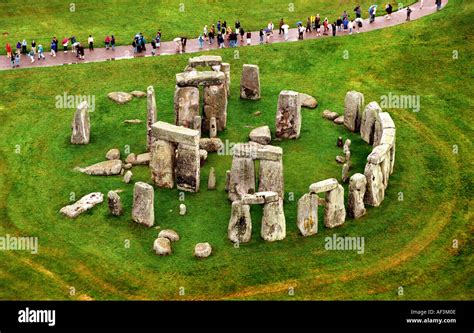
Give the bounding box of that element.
[240,64,260,100]
[364,162,384,207]
[179,204,187,216]
[107,190,123,216]
[174,86,200,128]
[150,139,175,189]
[203,83,227,132]
[368,144,391,189]
[221,63,231,96]
[228,157,256,201]
[123,170,133,184]
[249,126,271,145]
[261,198,286,242]
[209,117,218,138]
[228,201,252,243]
[343,139,351,161]
[208,167,216,190]
[348,173,367,219]
[132,182,154,227]
[344,91,365,132]
[374,112,395,147]
[153,237,172,256]
[176,143,201,192]
[193,115,202,133]
[225,170,231,192]
[361,101,381,144]
[258,159,284,198]
[342,163,350,183]
[324,184,346,228]
[147,86,157,150]
[275,90,301,139]
[71,101,90,145]
[297,193,318,236]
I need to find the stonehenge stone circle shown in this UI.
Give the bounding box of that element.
[60,192,104,218]
[71,101,90,145]
[147,86,157,150]
[261,198,286,242]
[249,126,271,145]
[107,190,123,216]
[188,55,223,68]
[344,91,365,132]
[132,182,155,227]
[348,173,367,219]
[240,64,260,100]
[275,90,301,139]
[297,193,318,236]
[153,237,172,256]
[228,201,252,243]
[360,101,381,144]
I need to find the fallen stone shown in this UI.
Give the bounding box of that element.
[132,182,154,227]
[124,119,142,124]
[106,148,120,160]
[199,138,224,152]
[125,153,136,164]
[253,111,262,117]
[323,110,340,120]
[334,115,344,125]
[123,170,133,184]
[132,153,151,166]
[107,190,123,216]
[228,201,252,243]
[336,155,346,164]
[299,93,318,109]
[240,64,260,100]
[158,229,180,242]
[76,160,123,176]
[297,193,318,236]
[108,92,133,104]
[153,237,172,256]
[309,178,338,194]
[123,163,132,170]
[131,90,146,98]
[194,242,212,258]
[249,126,271,145]
[60,192,103,218]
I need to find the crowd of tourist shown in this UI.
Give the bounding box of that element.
[4,1,442,68]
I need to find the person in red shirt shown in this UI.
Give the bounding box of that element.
[6,43,12,58]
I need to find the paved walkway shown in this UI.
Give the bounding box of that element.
[0,0,447,71]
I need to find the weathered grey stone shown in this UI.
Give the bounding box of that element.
[297,193,318,236]
[132,182,154,227]
[342,163,350,183]
[380,151,391,189]
[240,64,260,100]
[131,90,146,98]
[374,112,395,146]
[249,126,271,145]
[309,178,338,194]
[323,110,339,120]
[179,204,187,216]
[258,159,284,198]
[299,93,318,109]
[158,229,180,242]
[254,191,279,203]
[123,163,133,170]
[199,149,208,165]
[132,153,151,166]
[105,148,120,160]
[360,102,381,144]
[228,201,252,243]
[199,138,223,152]
[343,139,351,161]
[241,194,264,205]
[125,153,136,164]
[174,86,199,129]
[334,115,345,125]
[367,144,390,164]
[176,143,200,192]
[209,117,218,138]
[71,101,90,145]
[153,237,171,256]
[189,55,222,68]
[208,167,216,190]
[152,121,200,146]
[193,115,202,133]
[176,71,225,87]
[344,91,365,132]
[256,145,283,162]
[380,127,396,175]
[275,90,301,139]
[228,156,255,201]
[107,190,123,216]
[194,242,212,258]
[348,173,367,219]
[123,170,133,184]
[261,198,286,242]
[60,192,103,218]
[146,86,158,150]
[336,155,346,164]
[221,62,231,97]
[324,184,346,228]
[225,170,231,192]
[124,119,143,124]
[108,92,133,104]
[364,162,384,207]
[150,140,175,189]
[76,160,123,176]
[203,84,227,132]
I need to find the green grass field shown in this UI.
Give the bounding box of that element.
[0,0,472,300]
[0,0,414,53]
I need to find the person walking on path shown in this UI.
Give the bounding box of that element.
[355,17,363,33]
[435,0,442,11]
[156,31,161,48]
[88,35,94,51]
[50,39,57,57]
[218,32,225,48]
[14,52,20,67]
[151,38,157,55]
[279,18,284,34]
[235,19,241,31]
[203,25,208,40]
[31,40,36,54]
[10,53,15,68]
[180,37,187,52]
[16,41,21,55]
[110,35,116,50]
[306,17,312,33]
[420,0,424,9]
[385,3,393,20]
[406,6,413,21]
[369,5,377,23]
[105,35,111,49]
[331,21,337,36]
[37,44,45,60]
[259,29,264,44]
[209,25,215,45]
[5,43,12,58]
[323,18,329,35]
[28,49,35,63]
[198,34,204,49]
[315,14,321,36]
[239,27,245,43]
[354,5,362,18]
[246,31,251,45]
[77,43,85,60]
[62,37,69,53]
[21,39,27,54]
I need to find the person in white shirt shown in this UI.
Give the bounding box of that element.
[88,35,94,51]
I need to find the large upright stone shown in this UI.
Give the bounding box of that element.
[203,83,227,132]
[297,193,318,236]
[275,90,301,139]
[261,198,286,242]
[240,64,260,100]
[374,112,395,147]
[176,143,200,192]
[174,86,199,129]
[71,101,90,145]
[344,91,365,132]
[150,139,175,189]
[221,62,231,97]
[228,156,256,201]
[360,101,381,144]
[348,173,367,219]
[228,201,252,243]
[324,184,346,228]
[147,86,157,150]
[364,162,384,207]
[258,159,284,198]
[152,121,200,146]
[107,190,123,216]
[380,128,396,175]
[208,167,216,190]
[132,182,154,227]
